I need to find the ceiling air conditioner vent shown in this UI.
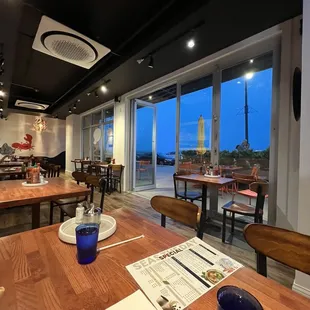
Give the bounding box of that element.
[32,16,110,69]
[15,100,49,111]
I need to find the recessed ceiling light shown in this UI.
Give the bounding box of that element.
[69,108,72,114]
[137,58,144,64]
[77,99,81,102]
[250,59,254,63]
[148,56,154,69]
[0,90,5,97]
[95,91,99,98]
[237,81,241,84]
[187,39,195,49]
[73,103,77,110]
[149,95,153,100]
[87,92,91,96]
[101,85,108,93]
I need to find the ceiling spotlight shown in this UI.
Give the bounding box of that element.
[149,95,153,100]
[101,85,108,93]
[73,103,77,110]
[0,106,3,112]
[187,39,195,49]
[245,72,254,80]
[87,92,91,96]
[237,81,241,84]
[77,99,81,102]
[137,58,145,64]
[250,59,254,64]
[148,56,154,69]
[0,90,5,97]
[95,91,99,98]
[69,108,72,114]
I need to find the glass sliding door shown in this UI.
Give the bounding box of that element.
[133,99,156,190]
[178,75,213,172]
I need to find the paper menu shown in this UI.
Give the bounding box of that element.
[126,237,243,310]
[106,290,156,310]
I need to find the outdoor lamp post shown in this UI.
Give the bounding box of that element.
[244,72,254,144]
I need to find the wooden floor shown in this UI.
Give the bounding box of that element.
[0,173,295,289]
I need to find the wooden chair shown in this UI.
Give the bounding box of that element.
[150,196,202,239]
[173,172,202,203]
[46,164,61,178]
[81,160,91,173]
[49,171,89,224]
[73,159,82,172]
[221,182,268,243]
[110,164,124,193]
[231,171,259,204]
[136,160,150,179]
[179,162,192,173]
[60,175,107,221]
[244,224,310,277]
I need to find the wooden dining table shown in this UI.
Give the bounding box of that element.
[0,166,47,179]
[0,208,309,310]
[175,174,235,238]
[0,178,90,229]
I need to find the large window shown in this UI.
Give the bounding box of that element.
[179,75,213,171]
[219,53,272,180]
[82,106,114,160]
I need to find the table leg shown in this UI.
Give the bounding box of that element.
[198,184,207,239]
[209,186,219,219]
[31,203,40,229]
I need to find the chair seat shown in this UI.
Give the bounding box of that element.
[59,203,78,218]
[177,191,202,200]
[237,189,269,198]
[53,196,85,206]
[222,201,263,216]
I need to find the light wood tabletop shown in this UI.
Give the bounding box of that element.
[0,208,309,310]
[0,178,90,228]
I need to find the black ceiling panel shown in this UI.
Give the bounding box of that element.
[0,0,302,118]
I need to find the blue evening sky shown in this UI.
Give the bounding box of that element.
[136,68,272,154]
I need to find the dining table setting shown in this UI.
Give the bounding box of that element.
[0,207,309,310]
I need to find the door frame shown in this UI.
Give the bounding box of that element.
[131,99,157,191]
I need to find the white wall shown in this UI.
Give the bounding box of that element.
[276,17,301,231]
[65,114,81,173]
[113,100,129,191]
[293,0,310,296]
[0,112,65,159]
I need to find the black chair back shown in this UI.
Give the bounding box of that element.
[47,164,60,178]
[85,175,107,212]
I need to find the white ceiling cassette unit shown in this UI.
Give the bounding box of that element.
[32,16,111,69]
[15,100,49,111]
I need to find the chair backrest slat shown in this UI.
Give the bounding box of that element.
[244,224,310,275]
[151,196,199,229]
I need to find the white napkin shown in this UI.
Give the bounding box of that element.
[107,290,156,310]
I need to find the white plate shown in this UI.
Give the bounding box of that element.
[204,174,221,178]
[22,180,49,187]
[58,214,117,244]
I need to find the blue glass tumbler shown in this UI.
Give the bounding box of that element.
[75,223,99,264]
[217,286,263,310]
